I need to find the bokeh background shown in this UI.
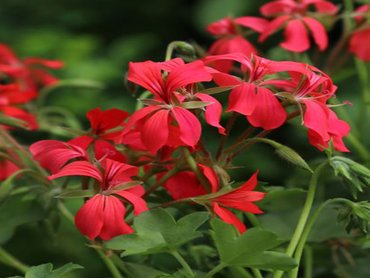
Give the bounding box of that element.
[1,0,368,277]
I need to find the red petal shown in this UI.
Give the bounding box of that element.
[115,189,148,216]
[94,139,126,163]
[75,194,104,240]
[87,108,128,135]
[164,171,207,200]
[199,164,219,193]
[234,16,269,33]
[349,28,370,62]
[122,106,160,136]
[212,203,246,233]
[259,15,291,42]
[68,135,94,150]
[171,107,201,147]
[227,83,257,116]
[166,60,212,94]
[99,196,134,240]
[128,61,165,100]
[303,100,330,141]
[196,93,225,135]
[103,159,138,189]
[260,1,294,17]
[303,17,328,51]
[247,87,286,130]
[48,161,102,182]
[280,19,310,52]
[24,58,64,68]
[141,109,170,153]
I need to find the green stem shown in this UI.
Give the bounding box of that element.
[183,148,210,191]
[355,58,370,127]
[205,263,226,278]
[346,133,370,162]
[251,267,263,278]
[303,246,313,278]
[273,162,327,278]
[246,213,260,228]
[216,112,238,160]
[96,249,123,278]
[0,247,29,274]
[289,198,353,278]
[233,267,254,278]
[170,250,194,277]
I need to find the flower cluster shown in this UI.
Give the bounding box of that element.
[0,44,63,129]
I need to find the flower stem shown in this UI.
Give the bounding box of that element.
[170,250,194,277]
[0,247,29,274]
[205,263,226,278]
[355,58,370,128]
[289,198,353,278]
[183,148,211,191]
[57,201,123,278]
[143,167,180,197]
[96,249,123,278]
[273,162,327,278]
[303,246,313,278]
[251,267,263,278]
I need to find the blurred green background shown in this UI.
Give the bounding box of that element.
[1,0,369,277]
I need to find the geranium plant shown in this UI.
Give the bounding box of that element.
[1,0,369,277]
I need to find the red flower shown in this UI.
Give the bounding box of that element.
[163,164,219,200]
[205,53,287,130]
[30,140,88,174]
[259,0,338,52]
[49,159,148,240]
[70,108,128,162]
[210,171,264,233]
[206,16,268,72]
[0,158,19,180]
[122,59,213,153]
[349,5,370,61]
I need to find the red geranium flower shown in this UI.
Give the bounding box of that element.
[206,16,268,72]
[122,59,213,153]
[49,159,148,240]
[259,0,338,52]
[349,5,370,62]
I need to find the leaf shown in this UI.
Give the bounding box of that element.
[0,169,32,201]
[198,86,234,95]
[210,219,297,270]
[0,115,28,129]
[181,101,214,109]
[23,263,83,278]
[0,195,46,244]
[105,209,209,256]
[247,138,313,173]
[123,262,169,278]
[55,189,95,199]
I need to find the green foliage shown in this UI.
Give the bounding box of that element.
[105,209,209,256]
[210,219,297,271]
[337,201,370,234]
[330,156,370,198]
[9,263,83,278]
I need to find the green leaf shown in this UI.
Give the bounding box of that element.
[123,262,169,278]
[181,101,213,109]
[105,209,209,256]
[210,219,296,270]
[0,195,46,244]
[23,263,83,278]
[0,169,32,201]
[247,138,313,173]
[198,86,234,95]
[55,189,95,199]
[0,115,28,129]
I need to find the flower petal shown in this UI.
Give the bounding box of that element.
[48,161,102,182]
[280,19,310,52]
[212,203,246,233]
[171,107,201,147]
[303,17,328,51]
[196,93,225,135]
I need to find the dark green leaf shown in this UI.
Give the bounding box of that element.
[198,86,234,95]
[105,209,209,256]
[210,219,296,270]
[24,263,83,278]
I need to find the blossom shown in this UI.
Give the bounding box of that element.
[210,171,264,233]
[259,0,338,52]
[205,53,287,130]
[349,5,370,61]
[49,159,148,240]
[70,108,128,162]
[206,16,268,72]
[122,59,213,153]
[268,60,350,151]
[163,164,219,200]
